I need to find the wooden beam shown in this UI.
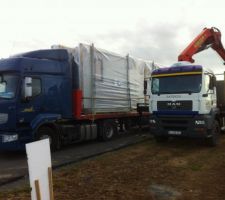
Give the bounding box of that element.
[34,179,41,200]
[48,167,54,200]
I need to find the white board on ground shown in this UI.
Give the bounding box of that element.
[26,139,52,200]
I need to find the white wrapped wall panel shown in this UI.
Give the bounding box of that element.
[56,43,157,114]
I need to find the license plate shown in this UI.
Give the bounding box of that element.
[168,130,182,135]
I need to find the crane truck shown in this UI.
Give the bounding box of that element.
[0,43,157,151]
[149,27,225,146]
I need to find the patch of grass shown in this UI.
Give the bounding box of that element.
[0,186,30,199]
[189,163,203,171]
[2,137,225,200]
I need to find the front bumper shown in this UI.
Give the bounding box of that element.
[0,131,32,151]
[149,115,212,138]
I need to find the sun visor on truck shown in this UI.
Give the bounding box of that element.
[152,65,203,77]
[12,49,69,62]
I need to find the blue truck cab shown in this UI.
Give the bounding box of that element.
[0,49,76,150]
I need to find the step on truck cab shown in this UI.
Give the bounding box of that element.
[149,62,225,146]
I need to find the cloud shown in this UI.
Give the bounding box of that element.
[77,22,225,72]
[78,23,189,65]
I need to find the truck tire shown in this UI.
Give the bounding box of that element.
[124,119,132,132]
[207,120,220,147]
[98,120,117,141]
[154,135,169,143]
[119,119,131,132]
[36,126,61,151]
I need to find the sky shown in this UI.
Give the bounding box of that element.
[0,0,225,74]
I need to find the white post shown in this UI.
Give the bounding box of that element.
[26,139,54,200]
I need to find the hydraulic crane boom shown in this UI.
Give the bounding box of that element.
[178,27,225,63]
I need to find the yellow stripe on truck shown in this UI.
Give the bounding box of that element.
[152,71,202,78]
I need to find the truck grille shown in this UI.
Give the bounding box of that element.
[157,100,192,111]
[160,117,189,131]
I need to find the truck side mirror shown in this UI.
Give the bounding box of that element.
[24,77,32,99]
[212,76,217,86]
[209,76,216,90]
[144,80,147,95]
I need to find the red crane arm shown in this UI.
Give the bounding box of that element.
[178,27,225,63]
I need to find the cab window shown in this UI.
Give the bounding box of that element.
[32,78,41,97]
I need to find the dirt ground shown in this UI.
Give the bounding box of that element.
[1,135,225,200]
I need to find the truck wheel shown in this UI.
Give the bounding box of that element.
[124,119,132,132]
[154,135,169,143]
[119,119,131,132]
[207,121,220,147]
[36,126,61,151]
[98,120,117,141]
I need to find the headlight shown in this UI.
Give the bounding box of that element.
[149,119,156,124]
[195,120,205,125]
[2,134,18,143]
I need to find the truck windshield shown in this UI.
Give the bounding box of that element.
[0,74,19,99]
[151,74,202,94]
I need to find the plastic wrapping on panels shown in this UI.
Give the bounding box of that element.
[53,43,159,114]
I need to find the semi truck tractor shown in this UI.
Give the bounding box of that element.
[0,43,157,150]
[149,27,225,146]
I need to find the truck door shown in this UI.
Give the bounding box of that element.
[17,77,43,127]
